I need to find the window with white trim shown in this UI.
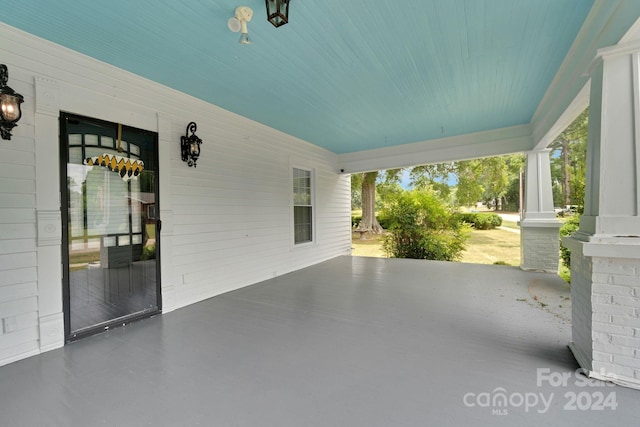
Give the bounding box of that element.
[293,167,313,244]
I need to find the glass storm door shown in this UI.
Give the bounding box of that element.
[61,113,161,340]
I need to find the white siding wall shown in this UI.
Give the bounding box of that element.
[0,133,39,363]
[0,24,352,366]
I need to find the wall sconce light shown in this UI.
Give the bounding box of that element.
[228,6,254,44]
[181,122,203,168]
[266,0,290,28]
[0,64,24,140]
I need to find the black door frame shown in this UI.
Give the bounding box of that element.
[59,112,162,341]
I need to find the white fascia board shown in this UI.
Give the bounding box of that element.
[531,0,640,149]
[532,82,590,151]
[337,124,532,174]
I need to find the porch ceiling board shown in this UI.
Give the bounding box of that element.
[1,0,638,161]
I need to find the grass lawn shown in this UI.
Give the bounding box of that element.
[459,227,520,266]
[500,220,520,230]
[351,232,387,258]
[352,226,521,266]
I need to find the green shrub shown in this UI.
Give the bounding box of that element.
[453,212,503,230]
[141,244,156,260]
[377,215,392,230]
[559,215,580,269]
[381,190,470,261]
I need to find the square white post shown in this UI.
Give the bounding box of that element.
[564,40,640,389]
[519,149,562,272]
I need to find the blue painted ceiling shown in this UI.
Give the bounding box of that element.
[0,0,595,154]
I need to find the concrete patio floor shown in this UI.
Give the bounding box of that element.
[1,256,638,426]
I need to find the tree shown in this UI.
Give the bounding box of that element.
[410,163,454,198]
[351,173,362,210]
[376,169,404,210]
[355,171,383,237]
[484,154,524,211]
[554,108,588,282]
[454,160,484,207]
[382,190,470,261]
[405,154,524,210]
[550,108,588,208]
[478,156,509,210]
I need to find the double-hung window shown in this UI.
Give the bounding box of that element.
[293,167,313,244]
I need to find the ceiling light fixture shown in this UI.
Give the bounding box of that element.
[0,64,24,140]
[228,6,253,45]
[265,0,290,28]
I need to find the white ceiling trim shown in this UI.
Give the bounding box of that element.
[533,82,590,151]
[531,0,637,148]
[337,124,532,174]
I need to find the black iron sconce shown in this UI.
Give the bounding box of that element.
[266,0,290,28]
[0,64,24,140]
[181,122,203,167]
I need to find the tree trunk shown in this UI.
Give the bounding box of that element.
[562,138,571,206]
[355,172,383,239]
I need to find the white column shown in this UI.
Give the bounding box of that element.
[519,149,561,272]
[564,39,640,390]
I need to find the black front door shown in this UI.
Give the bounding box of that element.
[60,113,161,340]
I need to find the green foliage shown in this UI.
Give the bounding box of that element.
[410,163,454,199]
[479,156,509,203]
[448,154,524,209]
[454,212,503,230]
[500,154,525,211]
[559,264,571,284]
[551,108,588,208]
[141,244,156,260]
[454,160,485,207]
[375,182,404,210]
[351,174,362,209]
[381,190,470,261]
[502,177,521,212]
[559,215,580,269]
[377,215,392,230]
[380,169,403,185]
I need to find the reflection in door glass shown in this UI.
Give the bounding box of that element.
[64,117,159,338]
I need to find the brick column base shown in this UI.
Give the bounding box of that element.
[519,221,561,273]
[564,236,640,390]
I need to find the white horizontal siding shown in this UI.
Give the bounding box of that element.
[0,107,39,365]
[0,209,36,224]
[0,23,351,365]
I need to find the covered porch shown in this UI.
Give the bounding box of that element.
[1,256,638,426]
[1,0,640,410]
